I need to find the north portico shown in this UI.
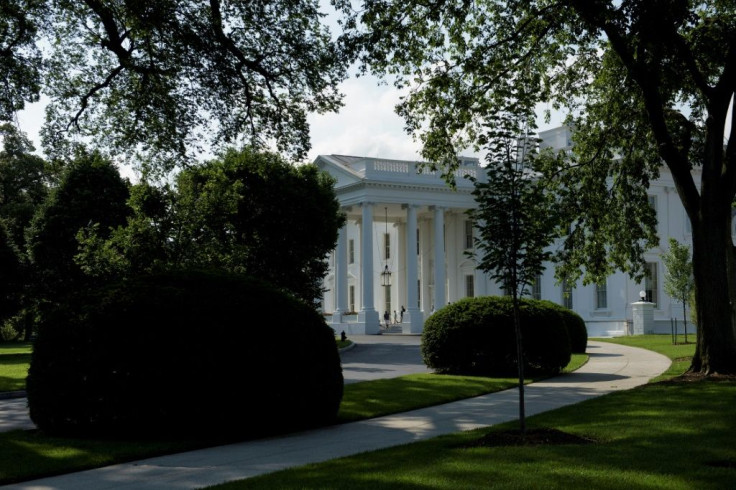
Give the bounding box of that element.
[315,155,485,334]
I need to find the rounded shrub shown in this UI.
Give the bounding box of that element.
[27,270,343,438]
[421,296,571,376]
[539,300,588,353]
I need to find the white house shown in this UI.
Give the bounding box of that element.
[317,126,699,337]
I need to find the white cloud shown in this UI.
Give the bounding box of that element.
[307,76,423,162]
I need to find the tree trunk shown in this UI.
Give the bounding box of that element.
[512,292,526,435]
[690,216,736,374]
[682,297,688,345]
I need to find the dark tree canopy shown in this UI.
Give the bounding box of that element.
[0,0,43,119]
[0,219,22,324]
[27,150,130,303]
[77,148,345,304]
[351,0,736,374]
[2,0,350,171]
[0,123,51,252]
[172,148,345,302]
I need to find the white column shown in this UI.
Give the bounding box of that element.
[332,224,348,325]
[358,202,379,334]
[433,206,446,310]
[403,204,423,333]
[397,220,407,316]
[420,218,432,314]
[446,212,458,302]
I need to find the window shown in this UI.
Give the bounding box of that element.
[348,239,354,264]
[648,195,657,216]
[645,262,659,306]
[349,285,355,312]
[531,274,542,300]
[465,220,474,249]
[417,279,422,308]
[466,274,475,298]
[595,281,607,309]
[384,285,391,315]
[562,280,573,310]
[384,233,391,260]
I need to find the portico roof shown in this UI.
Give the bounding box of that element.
[314,154,484,213]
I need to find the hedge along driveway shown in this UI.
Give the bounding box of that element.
[3,341,668,490]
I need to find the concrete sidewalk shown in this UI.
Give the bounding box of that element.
[3,341,670,490]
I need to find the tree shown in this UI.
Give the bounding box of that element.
[0,124,55,339]
[176,148,346,303]
[469,110,559,435]
[0,219,22,328]
[1,0,350,172]
[352,0,736,374]
[0,124,52,252]
[0,0,44,120]
[663,238,695,344]
[79,148,345,304]
[27,150,130,304]
[75,181,176,280]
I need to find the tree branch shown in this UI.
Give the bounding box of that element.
[68,64,125,131]
[569,0,701,215]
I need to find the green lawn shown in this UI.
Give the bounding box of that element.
[336,338,352,349]
[206,336,729,490]
[0,342,32,392]
[210,377,735,490]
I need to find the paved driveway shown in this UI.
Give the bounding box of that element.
[339,334,431,383]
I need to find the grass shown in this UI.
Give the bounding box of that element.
[336,338,352,349]
[0,342,32,392]
[0,432,206,485]
[207,336,730,490]
[0,347,586,484]
[210,377,736,490]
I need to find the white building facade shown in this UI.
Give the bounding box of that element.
[317,127,699,337]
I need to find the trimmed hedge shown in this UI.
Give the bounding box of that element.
[539,300,588,353]
[27,270,343,438]
[421,296,572,376]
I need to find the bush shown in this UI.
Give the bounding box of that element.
[0,322,19,341]
[421,296,571,376]
[538,301,588,353]
[27,270,343,438]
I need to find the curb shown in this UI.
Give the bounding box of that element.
[338,341,357,353]
[0,390,26,400]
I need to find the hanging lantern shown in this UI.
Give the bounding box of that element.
[380,206,392,286]
[381,264,392,287]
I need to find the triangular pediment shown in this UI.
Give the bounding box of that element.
[314,155,364,189]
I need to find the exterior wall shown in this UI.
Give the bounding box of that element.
[319,129,700,337]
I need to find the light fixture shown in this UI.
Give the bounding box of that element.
[380,207,392,287]
[639,290,647,301]
[381,264,392,287]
